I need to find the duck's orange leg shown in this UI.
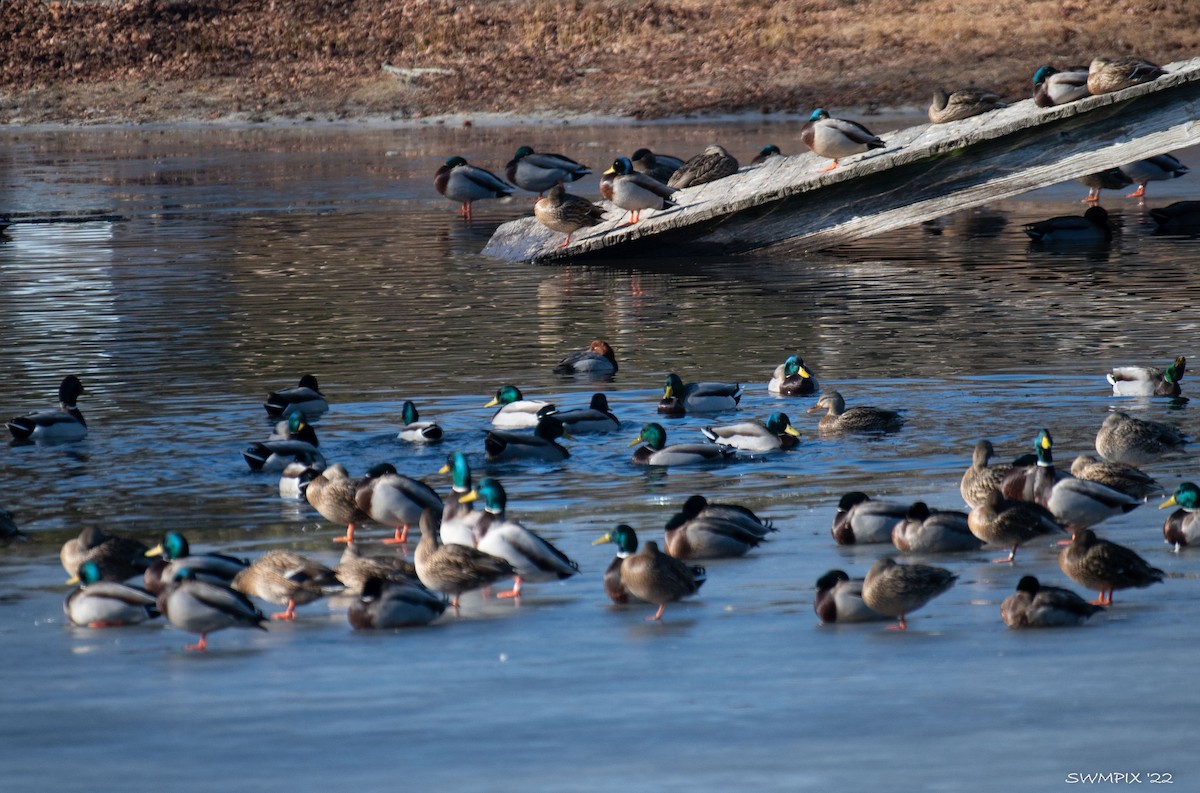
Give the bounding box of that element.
[644,603,666,621]
[184,633,209,651]
[382,525,409,545]
[271,600,297,621]
[496,577,524,599]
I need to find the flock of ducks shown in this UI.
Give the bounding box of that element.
[433,55,1196,248]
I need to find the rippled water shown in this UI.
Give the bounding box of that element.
[1,122,1198,791]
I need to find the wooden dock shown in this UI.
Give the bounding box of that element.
[482,57,1200,263]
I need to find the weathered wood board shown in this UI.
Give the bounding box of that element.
[481,57,1200,263]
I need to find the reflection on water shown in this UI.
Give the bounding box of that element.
[0,125,1198,791]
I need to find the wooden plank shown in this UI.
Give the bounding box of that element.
[481,57,1200,263]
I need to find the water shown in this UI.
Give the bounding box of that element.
[1,121,1198,791]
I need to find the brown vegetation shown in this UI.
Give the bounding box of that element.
[1,0,1197,124]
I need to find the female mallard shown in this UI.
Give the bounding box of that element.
[1023,206,1112,244]
[767,354,817,396]
[1095,411,1186,466]
[1032,65,1090,107]
[750,144,782,165]
[304,463,372,544]
[666,144,739,189]
[1107,356,1185,397]
[460,478,579,598]
[335,543,417,595]
[263,374,327,420]
[1058,528,1164,605]
[1077,168,1132,204]
[396,400,443,444]
[861,557,957,631]
[800,109,886,172]
[553,339,618,376]
[413,507,515,609]
[355,462,444,544]
[1159,482,1200,551]
[143,531,249,595]
[1149,201,1200,232]
[1070,454,1161,501]
[927,88,1006,124]
[832,491,908,545]
[700,412,800,453]
[960,439,1036,508]
[65,560,160,628]
[1119,155,1189,199]
[433,156,514,220]
[158,567,267,651]
[967,489,1065,563]
[1000,575,1105,628]
[806,390,903,434]
[438,451,481,547]
[814,570,889,624]
[243,412,326,473]
[61,526,151,583]
[595,524,703,605]
[629,422,735,466]
[892,502,984,554]
[230,549,343,621]
[1087,55,1166,96]
[663,494,773,559]
[347,576,447,630]
[7,375,87,442]
[630,148,685,184]
[534,184,607,248]
[553,393,620,434]
[617,538,705,621]
[659,372,742,416]
[485,385,556,429]
[504,146,590,196]
[600,157,678,224]
[484,415,572,462]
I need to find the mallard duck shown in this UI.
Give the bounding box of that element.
[630,148,685,184]
[347,576,447,629]
[396,400,443,444]
[1000,429,1068,501]
[158,567,268,651]
[7,375,87,442]
[413,507,515,609]
[1087,55,1166,96]
[960,439,1035,508]
[433,156,514,220]
[460,478,579,598]
[806,390,903,434]
[1070,454,1161,500]
[892,502,984,553]
[800,109,886,171]
[617,538,705,621]
[1149,200,1200,232]
[533,184,607,247]
[1119,155,1189,199]
[335,543,417,594]
[1107,355,1185,397]
[1023,206,1112,244]
[767,354,817,396]
[1032,65,1090,107]
[438,451,481,547]
[700,412,800,453]
[143,531,249,595]
[0,507,27,544]
[553,339,618,376]
[967,489,1065,562]
[263,374,327,420]
[1095,411,1186,466]
[832,491,908,545]
[553,393,620,434]
[600,157,678,224]
[1058,528,1164,605]
[628,422,735,466]
[1159,482,1200,551]
[750,145,782,165]
[504,146,590,196]
[485,385,556,429]
[861,557,957,631]
[814,570,889,624]
[927,88,1006,123]
[279,461,321,499]
[304,463,372,544]
[666,144,739,189]
[230,549,343,621]
[1077,168,1132,204]
[61,526,151,583]
[663,493,772,559]
[243,412,326,473]
[355,462,444,544]
[1000,575,1105,628]
[595,524,701,605]
[64,560,160,628]
[658,372,742,416]
[484,415,572,462]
